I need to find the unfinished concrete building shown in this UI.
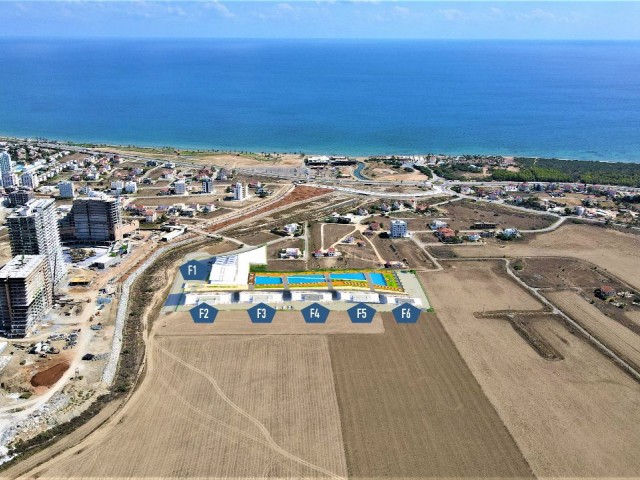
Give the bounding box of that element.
[7,199,67,286]
[0,255,51,338]
[72,197,122,244]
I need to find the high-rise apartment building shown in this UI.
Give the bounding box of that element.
[0,255,51,338]
[0,151,12,175]
[7,199,68,286]
[71,197,122,244]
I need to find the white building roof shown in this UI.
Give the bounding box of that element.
[208,246,267,287]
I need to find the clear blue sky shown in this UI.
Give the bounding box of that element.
[1,1,639,39]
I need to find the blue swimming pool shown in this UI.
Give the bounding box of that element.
[288,274,326,284]
[254,276,283,285]
[330,272,366,281]
[370,272,388,286]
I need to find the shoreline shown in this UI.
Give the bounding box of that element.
[2,134,639,165]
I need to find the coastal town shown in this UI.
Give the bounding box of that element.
[1,137,640,477]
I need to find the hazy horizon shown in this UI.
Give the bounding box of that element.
[1,1,639,40]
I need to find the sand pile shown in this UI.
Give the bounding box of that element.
[30,362,70,388]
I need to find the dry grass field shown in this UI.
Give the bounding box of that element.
[514,257,622,289]
[446,223,640,289]
[627,310,640,327]
[329,313,533,479]
[546,290,640,370]
[322,224,357,248]
[329,244,378,269]
[28,334,348,479]
[426,260,640,478]
[232,230,282,246]
[393,238,438,270]
[438,199,557,231]
[98,146,305,167]
[130,193,227,206]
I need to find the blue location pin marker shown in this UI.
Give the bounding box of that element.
[189,303,218,323]
[392,303,422,323]
[248,303,276,323]
[301,303,330,323]
[347,303,376,323]
[179,260,210,281]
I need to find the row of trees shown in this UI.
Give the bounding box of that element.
[490,158,640,187]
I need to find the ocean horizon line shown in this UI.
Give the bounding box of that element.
[2,37,640,42]
[3,133,638,165]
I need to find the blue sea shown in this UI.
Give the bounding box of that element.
[1,39,640,162]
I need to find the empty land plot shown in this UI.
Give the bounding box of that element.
[626,310,640,327]
[322,224,357,248]
[232,230,282,246]
[329,313,533,479]
[514,257,623,289]
[368,233,403,263]
[447,223,640,290]
[426,261,640,478]
[440,200,556,231]
[200,240,238,256]
[415,231,439,244]
[130,193,224,206]
[333,244,379,269]
[394,238,437,270]
[307,222,322,254]
[266,259,308,271]
[267,238,305,258]
[31,335,348,479]
[546,290,640,370]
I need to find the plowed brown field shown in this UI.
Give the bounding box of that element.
[426,260,640,478]
[329,313,533,479]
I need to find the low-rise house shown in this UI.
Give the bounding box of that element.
[597,285,617,299]
[279,247,302,259]
[501,228,521,239]
[283,223,299,235]
[430,219,448,230]
[435,227,456,242]
[144,209,157,223]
